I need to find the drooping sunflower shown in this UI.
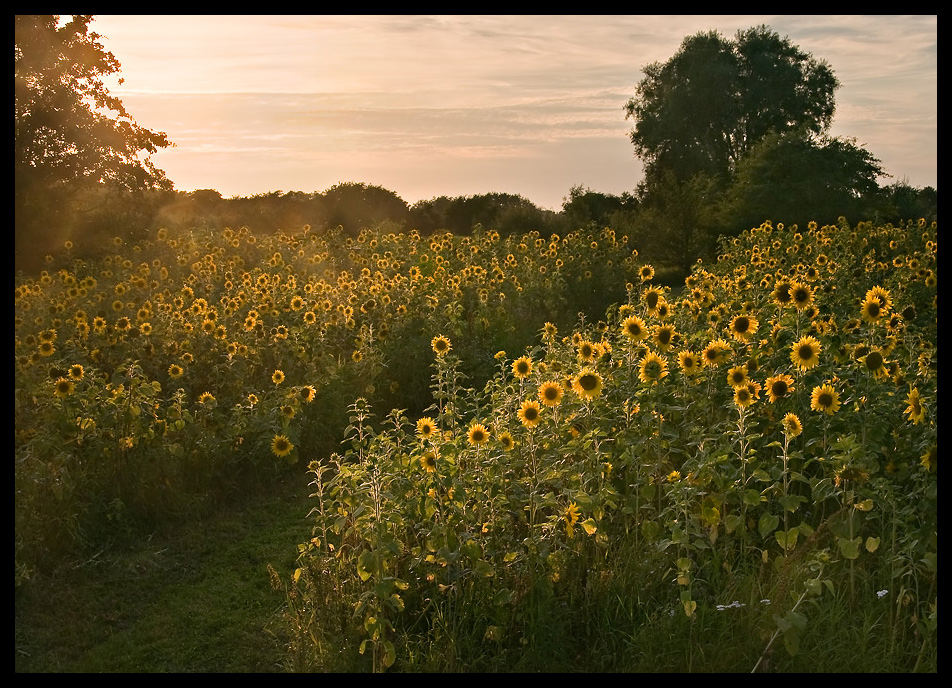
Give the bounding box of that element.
[431,334,452,356]
[299,385,317,403]
[772,280,793,307]
[620,315,648,343]
[642,287,665,315]
[904,387,926,424]
[416,416,438,439]
[638,351,668,385]
[517,399,542,428]
[512,356,533,379]
[861,348,888,380]
[781,412,803,439]
[564,501,581,538]
[572,368,603,400]
[810,383,841,415]
[271,434,294,458]
[790,335,822,371]
[765,374,795,403]
[538,380,564,407]
[198,391,216,405]
[728,314,758,343]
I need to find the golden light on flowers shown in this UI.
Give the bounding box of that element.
[271,434,293,458]
[198,391,216,405]
[678,350,702,376]
[517,399,542,428]
[860,294,886,323]
[53,377,74,398]
[652,323,676,351]
[168,363,184,378]
[577,339,597,362]
[272,369,285,385]
[498,431,515,451]
[467,423,490,446]
[782,412,803,438]
[790,335,822,371]
[638,351,668,385]
[790,282,814,310]
[639,264,655,282]
[862,348,888,380]
[68,364,85,381]
[564,501,581,538]
[298,385,317,403]
[904,387,926,424]
[765,374,795,403]
[416,416,438,439]
[420,450,437,473]
[701,338,731,368]
[728,314,758,343]
[431,334,452,356]
[572,368,603,400]
[864,285,893,313]
[726,364,749,389]
[620,314,648,342]
[810,383,841,415]
[537,380,563,407]
[512,356,533,379]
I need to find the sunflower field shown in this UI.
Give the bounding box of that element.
[15,217,937,672]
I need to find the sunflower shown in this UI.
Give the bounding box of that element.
[864,285,893,312]
[168,363,184,378]
[518,399,542,428]
[919,445,936,472]
[53,377,74,398]
[299,385,317,403]
[498,431,515,451]
[772,280,793,307]
[790,282,814,310]
[728,314,758,343]
[782,412,803,439]
[572,368,603,400]
[271,434,294,458]
[642,287,665,315]
[38,340,56,357]
[639,264,655,282]
[272,369,285,385]
[765,374,795,403]
[733,385,755,409]
[512,356,533,379]
[620,315,648,342]
[564,501,581,538]
[701,338,731,368]
[431,334,452,356]
[638,351,668,385]
[420,450,438,473]
[68,364,85,381]
[726,365,749,390]
[861,348,888,380]
[810,383,841,415]
[198,391,216,405]
[577,339,598,362]
[538,380,564,407]
[652,324,677,351]
[904,387,926,424]
[860,294,886,324]
[678,350,702,376]
[790,335,822,371]
[416,416,438,439]
[467,423,490,446]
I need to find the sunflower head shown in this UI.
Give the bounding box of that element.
[518,399,542,428]
[790,336,822,371]
[572,368,603,399]
[467,423,490,446]
[538,381,563,407]
[512,356,533,379]
[431,334,452,356]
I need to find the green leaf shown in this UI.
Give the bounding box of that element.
[758,512,780,539]
[581,518,597,536]
[865,536,880,553]
[837,535,862,560]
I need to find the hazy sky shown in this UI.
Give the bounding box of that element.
[90,14,937,211]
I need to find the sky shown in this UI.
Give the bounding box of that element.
[89,14,937,211]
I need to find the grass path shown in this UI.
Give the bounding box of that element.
[15,470,313,673]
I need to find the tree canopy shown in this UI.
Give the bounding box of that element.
[15,15,173,267]
[625,25,839,187]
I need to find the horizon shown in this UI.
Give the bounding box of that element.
[90,14,937,211]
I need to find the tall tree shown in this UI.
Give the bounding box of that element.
[15,15,172,268]
[625,25,839,188]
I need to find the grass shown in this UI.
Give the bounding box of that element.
[14,469,311,673]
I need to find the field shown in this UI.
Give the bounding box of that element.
[15,217,936,672]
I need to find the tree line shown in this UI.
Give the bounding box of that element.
[16,16,936,274]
